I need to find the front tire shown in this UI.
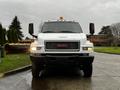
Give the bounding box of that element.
[83,64,93,77]
[32,63,43,78]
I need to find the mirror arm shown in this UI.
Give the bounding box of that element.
[32,34,37,38]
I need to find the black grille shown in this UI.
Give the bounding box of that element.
[45,41,80,50]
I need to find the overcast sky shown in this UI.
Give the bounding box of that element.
[0,0,120,38]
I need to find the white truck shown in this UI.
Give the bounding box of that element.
[29,17,94,78]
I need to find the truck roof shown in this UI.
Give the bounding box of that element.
[45,20,78,23]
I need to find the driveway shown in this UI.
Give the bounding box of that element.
[0,52,120,90]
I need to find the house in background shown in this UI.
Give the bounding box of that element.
[88,22,120,46]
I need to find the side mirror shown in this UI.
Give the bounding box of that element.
[29,23,34,35]
[89,23,95,35]
[29,23,37,38]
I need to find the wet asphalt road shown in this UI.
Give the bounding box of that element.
[0,52,120,90]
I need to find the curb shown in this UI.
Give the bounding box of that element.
[0,65,32,78]
[95,51,120,55]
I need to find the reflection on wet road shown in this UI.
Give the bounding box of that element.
[31,68,92,90]
[1,52,120,90]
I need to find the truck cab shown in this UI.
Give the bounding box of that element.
[29,18,94,78]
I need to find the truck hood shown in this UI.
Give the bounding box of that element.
[38,33,86,41]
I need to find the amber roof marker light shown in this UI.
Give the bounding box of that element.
[59,16,64,21]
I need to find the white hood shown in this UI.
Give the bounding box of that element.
[37,33,87,44]
[38,33,86,40]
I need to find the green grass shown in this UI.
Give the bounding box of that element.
[0,54,31,73]
[94,47,120,54]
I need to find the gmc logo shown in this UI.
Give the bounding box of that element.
[57,44,68,48]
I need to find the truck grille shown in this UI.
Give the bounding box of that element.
[45,41,80,52]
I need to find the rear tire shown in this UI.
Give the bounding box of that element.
[83,64,93,77]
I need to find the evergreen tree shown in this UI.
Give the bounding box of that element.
[7,16,24,43]
[0,23,6,45]
[0,23,6,57]
[7,29,13,43]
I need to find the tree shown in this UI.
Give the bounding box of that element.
[7,29,14,43]
[7,28,17,43]
[0,23,6,58]
[0,23,6,45]
[99,26,112,35]
[99,25,117,46]
[7,16,24,43]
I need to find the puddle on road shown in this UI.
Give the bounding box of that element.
[12,68,120,90]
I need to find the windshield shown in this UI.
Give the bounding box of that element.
[41,22,83,33]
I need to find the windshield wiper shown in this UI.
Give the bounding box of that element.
[59,31,74,33]
[43,31,54,33]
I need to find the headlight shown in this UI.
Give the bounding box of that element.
[82,47,93,52]
[88,47,93,52]
[36,47,42,50]
[83,47,88,50]
[31,47,37,51]
[30,46,42,51]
